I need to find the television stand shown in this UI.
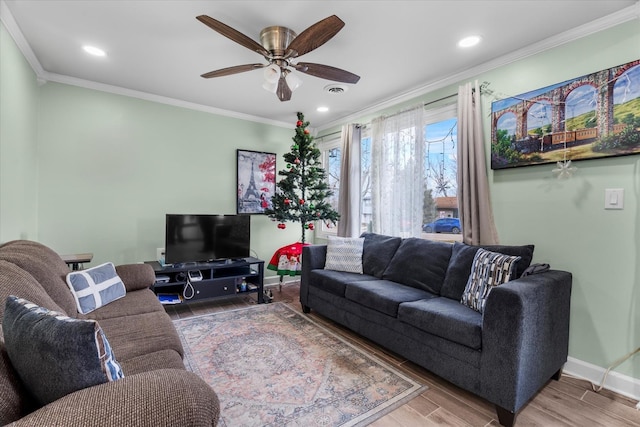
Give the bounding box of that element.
[146,257,265,305]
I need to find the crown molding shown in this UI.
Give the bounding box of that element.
[0,0,44,76]
[317,1,640,132]
[43,72,294,129]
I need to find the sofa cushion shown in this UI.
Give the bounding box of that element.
[97,310,185,361]
[345,280,437,317]
[382,238,452,294]
[324,236,364,274]
[0,260,64,319]
[80,288,164,321]
[0,240,78,315]
[398,298,483,350]
[460,249,521,313]
[440,242,535,300]
[308,269,374,297]
[2,296,124,406]
[360,233,402,278]
[66,262,126,314]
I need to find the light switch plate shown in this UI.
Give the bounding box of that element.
[604,188,624,210]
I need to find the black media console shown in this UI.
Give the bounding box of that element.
[146,257,265,304]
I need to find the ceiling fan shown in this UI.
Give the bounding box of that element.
[196,14,360,102]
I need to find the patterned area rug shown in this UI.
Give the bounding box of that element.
[174,302,426,427]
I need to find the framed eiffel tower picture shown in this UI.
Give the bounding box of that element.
[236,149,277,214]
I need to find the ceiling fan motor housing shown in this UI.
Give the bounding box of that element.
[260,26,297,58]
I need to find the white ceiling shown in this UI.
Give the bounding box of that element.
[2,1,638,129]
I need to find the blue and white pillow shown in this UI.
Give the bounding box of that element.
[2,296,124,406]
[324,236,364,274]
[460,248,521,313]
[66,262,126,314]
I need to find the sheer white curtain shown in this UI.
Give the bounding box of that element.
[337,124,361,237]
[457,81,499,245]
[371,105,425,238]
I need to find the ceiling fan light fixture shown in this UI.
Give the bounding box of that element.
[262,79,278,93]
[263,63,281,83]
[285,71,303,91]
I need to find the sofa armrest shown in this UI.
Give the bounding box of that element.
[115,263,156,292]
[9,369,220,427]
[300,245,327,307]
[480,270,572,413]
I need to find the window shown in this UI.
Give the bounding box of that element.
[360,104,460,240]
[423,105,460,240]
[317,104,459,241]
[317,137,341,237]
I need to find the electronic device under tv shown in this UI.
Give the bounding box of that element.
[164,214,250,265]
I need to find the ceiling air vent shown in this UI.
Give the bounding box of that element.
[324,84,348,94]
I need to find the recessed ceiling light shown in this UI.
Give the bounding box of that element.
[458,35,481,48]
[82,45,106,57]
[317,106,329,113]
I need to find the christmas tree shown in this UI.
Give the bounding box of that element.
[265,112,339,243]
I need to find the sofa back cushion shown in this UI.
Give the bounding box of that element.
[0,260,65,320]
[0,240,77,315]
[382,238,452,294]
[440,242,535,300]
[360,233,402,278]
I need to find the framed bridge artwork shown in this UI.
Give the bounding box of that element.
[490,58,640,169]
[236,149,276,214]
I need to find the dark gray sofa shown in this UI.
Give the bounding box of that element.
[300,233,572,426]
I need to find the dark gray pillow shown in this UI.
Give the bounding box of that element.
[2,296,124,406]
[440,242,535,300]
[382,238,452,294]
[360,232,402,278]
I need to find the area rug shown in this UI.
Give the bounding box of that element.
[174,302,426,427]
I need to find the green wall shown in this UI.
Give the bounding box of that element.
[321,19,640,382]
[0,23,39,242]
[35,83,299,268]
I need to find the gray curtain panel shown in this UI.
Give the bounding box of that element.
[457,81,499,245]
[337,124,362,238]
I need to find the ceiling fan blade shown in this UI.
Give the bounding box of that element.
[196,15,270,57]
[286,15,345,57]
[277,76,292,102]
[201,63,265,78]
[295,62,360,84]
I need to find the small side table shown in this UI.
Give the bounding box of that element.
[60,253,93,271]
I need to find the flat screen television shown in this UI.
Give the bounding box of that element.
[164,214,250,264]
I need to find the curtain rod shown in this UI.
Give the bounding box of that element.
[316,93,454,140]
[316,81,490,140]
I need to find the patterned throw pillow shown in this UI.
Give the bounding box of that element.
[460,248,521,313]
[2,296,124,406]
[66,262,126,314]
[324,236,364,274]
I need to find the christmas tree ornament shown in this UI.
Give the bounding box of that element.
[265,112,340,243]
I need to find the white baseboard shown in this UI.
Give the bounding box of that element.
[263,276,300,287]
[564,356,640,402]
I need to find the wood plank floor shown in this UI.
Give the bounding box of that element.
[164,282,640,427]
